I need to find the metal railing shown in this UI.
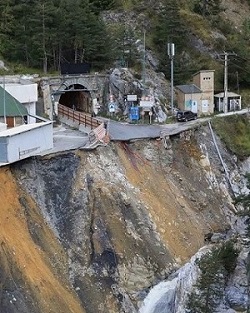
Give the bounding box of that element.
[58,104,100,129]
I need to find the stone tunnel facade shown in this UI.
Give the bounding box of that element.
[40,74,109,120]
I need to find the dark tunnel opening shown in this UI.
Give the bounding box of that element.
[59,84,92,113]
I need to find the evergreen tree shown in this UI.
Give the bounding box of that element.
[28,0,57,72]
[187,242,239,313]
[59,0,90,63]
[187,250,225,313]
[151,0,190,83]
[89,0,117,14]
[83,13,113,69]
[56,0,112,69]
[0,0,15,57]
[10,0,38,66]
[0,0,113,71]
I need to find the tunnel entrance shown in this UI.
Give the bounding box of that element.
[59,84,92,114]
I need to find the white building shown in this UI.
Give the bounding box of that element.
[2,80,38,124]
[1,81,38,123]
[0,122,53,164]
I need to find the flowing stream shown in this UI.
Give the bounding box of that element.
[138,246,209,313]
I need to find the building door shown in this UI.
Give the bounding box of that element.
[6,117,14,128]
[191,100,198,113]
[202,100,209,113]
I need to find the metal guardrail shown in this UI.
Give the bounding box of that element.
[58,104,100,129]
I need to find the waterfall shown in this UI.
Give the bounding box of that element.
[139,246,210,313]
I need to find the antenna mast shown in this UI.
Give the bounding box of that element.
[168,43,175,115]
[3,75,6,125]
[142,29,146,95]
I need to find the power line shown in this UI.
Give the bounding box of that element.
[231,54,250,62]
[229,61,250,75]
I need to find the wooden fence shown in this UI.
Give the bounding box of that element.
[58,104,101,129]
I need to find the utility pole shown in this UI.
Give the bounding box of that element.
[168,43,175,115]
[220,52,236,113]
[224,52,228,113]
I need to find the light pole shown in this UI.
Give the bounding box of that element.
[168,43,175,115]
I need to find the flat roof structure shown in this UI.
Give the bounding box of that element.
[0,121,53,165]
[214,92,241,98]
[192,70,215,76]
[0,121,52,137]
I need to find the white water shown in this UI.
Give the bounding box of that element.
[139,246,209,313]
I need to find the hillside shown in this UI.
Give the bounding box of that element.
[0,121,249,312]
[1,0,250,94]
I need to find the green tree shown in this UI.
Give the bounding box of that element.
[0,0,113,71]
[57,0,112,69]
[83,14,113,69]
[151,0,190,83]
[29,0,58,72]
[188,250,225,313]
[0,0,15,57]
[89,0,117,14]
[10,0,38,66]
[187,242,239,313]
[218,240,239,274]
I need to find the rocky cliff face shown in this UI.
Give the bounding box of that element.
[0,123,248,313]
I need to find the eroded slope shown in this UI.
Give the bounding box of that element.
[0,126,235,312]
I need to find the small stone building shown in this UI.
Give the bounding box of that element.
[175,70,215,116]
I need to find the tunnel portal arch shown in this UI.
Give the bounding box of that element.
[47,74,109,118]
[59,83,92,113]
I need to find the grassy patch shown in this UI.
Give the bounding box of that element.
[180,9,213,44]
[211,114,250,158]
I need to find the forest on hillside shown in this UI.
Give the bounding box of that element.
[1,0,250,88]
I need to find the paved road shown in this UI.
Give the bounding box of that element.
[1,109,246,167]
[106,118,206,141]
[107,109,249,141]
[38,121,196,156]
[36,108,250,156]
